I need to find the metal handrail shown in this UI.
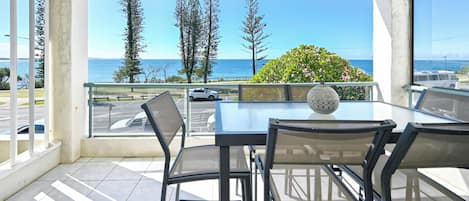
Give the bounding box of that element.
[84,81,380,88]
[84,82,383,138]
[403,84,427,107]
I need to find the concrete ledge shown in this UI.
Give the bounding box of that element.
[0,142,61,200]
[81,136,214,157]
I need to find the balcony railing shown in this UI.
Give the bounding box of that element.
[84,82,383,137]
[404,84,427,107]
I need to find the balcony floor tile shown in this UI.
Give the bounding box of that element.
[8,157,248,201]
[70,162,117,181]
[7,181,53,201]
[87,180,139,201]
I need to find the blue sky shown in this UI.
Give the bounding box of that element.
[87,0,373,59]
[0,0,373,59]
[414,0,469,59]
[1,0,469,60]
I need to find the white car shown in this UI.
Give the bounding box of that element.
[0,119,45,135]
[189,88,219,101]
[110,112,150,132]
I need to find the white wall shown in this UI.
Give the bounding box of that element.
[373,0,412,106]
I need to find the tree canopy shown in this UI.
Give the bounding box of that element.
[251,45,371,83]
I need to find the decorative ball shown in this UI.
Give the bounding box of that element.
[306,85,340,114]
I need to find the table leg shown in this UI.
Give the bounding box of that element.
[220,145,230,201]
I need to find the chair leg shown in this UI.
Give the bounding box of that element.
[255,164,258,201]
[175,184,180,201]
[363,167,374,201]
[288,169,293,196]
[314,168,322,201]
[236,178,240,196]
[413,177,421,201]
[405,176,413,201]
[284,168,288,195]
[241,179,247,201]
[161,181,168,201]
[264,169,271,201]
[380,171,393,201]
[327,176,332,201]
[243,176,253,201]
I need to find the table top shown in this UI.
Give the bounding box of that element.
[215,101,455,146]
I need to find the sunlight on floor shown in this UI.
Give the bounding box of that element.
[7,157,254,201]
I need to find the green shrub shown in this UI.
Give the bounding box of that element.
[166,75,186,83]
[251,45,372,100]
[459,65,469,74]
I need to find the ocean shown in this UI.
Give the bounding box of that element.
[0,59,468,82]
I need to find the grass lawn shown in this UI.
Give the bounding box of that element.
[0,88,45,98]
[20,100,45,106]
[0,81,246,101]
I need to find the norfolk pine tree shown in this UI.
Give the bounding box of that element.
[175,0,203,83]
[35,0,45,87]
[199,0,220,83]
[242,0,269,75]
[114,0,145,83]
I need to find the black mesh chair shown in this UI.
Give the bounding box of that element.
[238,84,289,199]
[380,122,469,201]
[141,92,252,201]
[286,84,383,102]
[259,119,396,201]
[415,87,469,121]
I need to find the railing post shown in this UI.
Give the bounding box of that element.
[185,87,191,136]
[10,0,18,166]
[88,85,94,138]
[28,0,35,156]
[364,85,371,101]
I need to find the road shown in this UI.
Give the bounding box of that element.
[92,96,235,135]
[0,96,234,135]
[0,98,46,133]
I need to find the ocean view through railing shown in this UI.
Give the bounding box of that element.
[84,82,383,138]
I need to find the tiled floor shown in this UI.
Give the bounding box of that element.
[9,157,469,201]
[7,157,250,201]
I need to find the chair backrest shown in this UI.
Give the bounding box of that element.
[141,91,185,154]
[287,84,380,102]
[415,87,469,121]
[264,119,396,169]
[287,85,312,101]
[238,84,288,101]
[387,123,469,169]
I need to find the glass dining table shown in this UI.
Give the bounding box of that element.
[214,101,456,201]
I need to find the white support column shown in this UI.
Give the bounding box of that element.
[28,0,36,156]
[373,0,412,106]
[49,0,88,163]
[9,0,18,166]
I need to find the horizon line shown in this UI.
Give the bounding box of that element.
[87,57,375,60]
[4,57,469,61]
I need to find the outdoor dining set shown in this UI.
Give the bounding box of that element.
[140,84,469,201]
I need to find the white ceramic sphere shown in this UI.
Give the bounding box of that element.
[306,85,340,114]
